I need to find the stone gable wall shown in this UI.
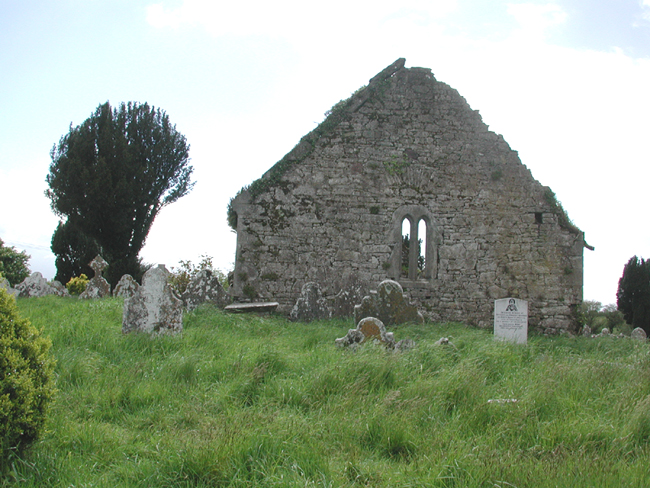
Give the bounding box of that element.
[229,60,584,334]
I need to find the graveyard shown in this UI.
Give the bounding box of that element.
[4,291,650,487]
[2,59,648,486]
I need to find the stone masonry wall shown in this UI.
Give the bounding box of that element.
[229,59,585,334]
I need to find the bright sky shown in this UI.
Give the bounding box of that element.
[1,0,649,306]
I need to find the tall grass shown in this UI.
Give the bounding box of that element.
[3,296,650,487]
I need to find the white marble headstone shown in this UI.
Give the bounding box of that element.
[494,298,528,344]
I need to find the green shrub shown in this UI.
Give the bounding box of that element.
[168,255,229,296]
[66,274,89,295]
[0,288,56,464]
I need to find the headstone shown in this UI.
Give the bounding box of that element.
[50,280,70,297]
[335,317,396,349]
[80,255,111,299]
[354,280,424,326]
[327,277,368,318]
[181,269,229,310]
[15,272,66,297]
[631,327,647,340]
[0,276,18,297]
[494,298,528,344]
[290,282,332,322]
[395,338,416,352]
[113,274,139,298]
[122,265,183,335]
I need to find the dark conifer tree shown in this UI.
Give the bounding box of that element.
[50,221,101,285]
[616,256,650,334]
[46,102,193,285]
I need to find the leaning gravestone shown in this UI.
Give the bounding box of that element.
[113,274,139,298]
[354,280,424,326]
[290,282,332,322]
[494,298,528,344]
[80,255,111,299]
[181,269,229,311]
[122,265,183,335]
[15,272,67,297]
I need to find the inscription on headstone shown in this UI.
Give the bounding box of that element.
[494,298,528,344]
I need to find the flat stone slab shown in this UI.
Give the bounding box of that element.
[225,302,279,313]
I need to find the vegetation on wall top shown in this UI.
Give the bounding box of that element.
[226,68,403,231]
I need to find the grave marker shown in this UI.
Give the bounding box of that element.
[494,298,528,344]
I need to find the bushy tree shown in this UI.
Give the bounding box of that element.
[0,238,30,286]
[168,255,229,297]
[50,221,101,285]
[46,102,194,286]
[0,288,56,463]
[616,256,650,334]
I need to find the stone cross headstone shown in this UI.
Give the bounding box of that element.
[122,265,183,335]
[80,255,111,299]
[494,298,528,344]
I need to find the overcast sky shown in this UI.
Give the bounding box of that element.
[1,0,649,306]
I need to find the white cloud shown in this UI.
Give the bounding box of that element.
[506,3,567,41]
[642,0,650,21]
[146,0,458,38]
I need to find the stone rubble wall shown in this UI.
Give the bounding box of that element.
[229,60,584,334]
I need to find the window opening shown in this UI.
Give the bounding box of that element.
[401,218,411,278]
[535,212,543,224]
[392,206,437,282]
[417,219,426,275]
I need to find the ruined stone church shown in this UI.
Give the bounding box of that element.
[228,59,587,334]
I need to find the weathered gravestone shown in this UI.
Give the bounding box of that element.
[113,274,139,298]
[494,298,528,344]
[290,282,332,322]
[122,265,183,335]
[80,255,111,299]
[181,269,229,311]
[354,280,424,326]
[631,327,647,341]
[327,277,369,318]
[50,280,70,297]
[16,272,67,297]
[336,317,395,348]
[0,276,18,297]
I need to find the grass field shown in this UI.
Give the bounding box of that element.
[3,296,650,487]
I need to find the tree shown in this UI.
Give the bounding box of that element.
[50,221,101,286]
[616,256,650,334]
[46,102,194,285]
[0,238,30,286]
